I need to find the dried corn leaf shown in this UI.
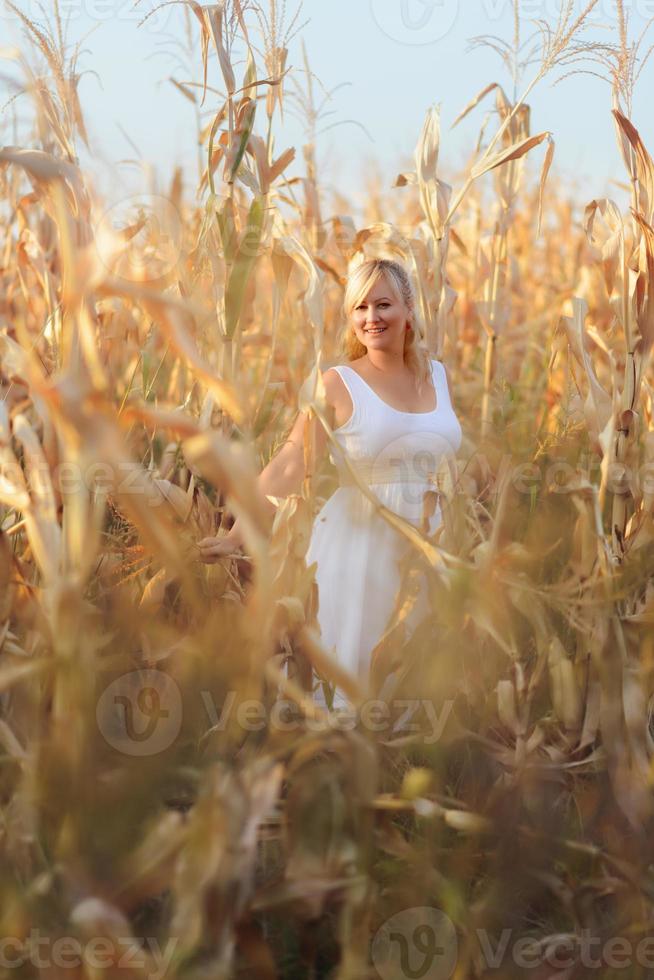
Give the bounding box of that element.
[471,131,549,180]
[100,279,244,423]
[451,82,500,129]
[537,136,555,235]
[183,430,270,538]
[613,109,654,221]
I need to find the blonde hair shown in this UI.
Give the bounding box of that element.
[339,258,433,392]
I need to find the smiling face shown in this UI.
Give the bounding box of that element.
[350,274,410,354]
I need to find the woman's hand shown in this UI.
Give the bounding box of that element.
[197,525,243,564]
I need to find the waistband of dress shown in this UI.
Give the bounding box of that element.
[337,465,440,488]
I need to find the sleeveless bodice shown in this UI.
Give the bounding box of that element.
[326,358,462,527]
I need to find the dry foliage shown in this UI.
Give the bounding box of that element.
[1,1,654,977]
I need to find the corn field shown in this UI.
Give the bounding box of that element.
[2,0,654,977]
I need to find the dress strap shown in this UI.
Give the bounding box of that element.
[430,359,438,394]
[432,359,449,407]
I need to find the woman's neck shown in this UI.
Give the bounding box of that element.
[364,350,407,375]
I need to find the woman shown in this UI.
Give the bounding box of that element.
[199,258,462,707]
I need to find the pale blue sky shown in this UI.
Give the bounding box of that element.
[2,0,653,216]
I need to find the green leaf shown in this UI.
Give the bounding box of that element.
[215,195,237,265]
[230,98,257,184]
[224,196,264,339]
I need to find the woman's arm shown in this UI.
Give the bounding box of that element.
[198,370,340,561]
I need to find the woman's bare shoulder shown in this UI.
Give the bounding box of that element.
[323,356,366,379]
[321,365,350,399]
[320,365,354,421]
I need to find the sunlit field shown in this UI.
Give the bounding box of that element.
[2,0,654,977]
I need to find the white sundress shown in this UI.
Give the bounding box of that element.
[304,358,463,707]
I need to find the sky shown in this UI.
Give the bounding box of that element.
[2,0,654,218]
